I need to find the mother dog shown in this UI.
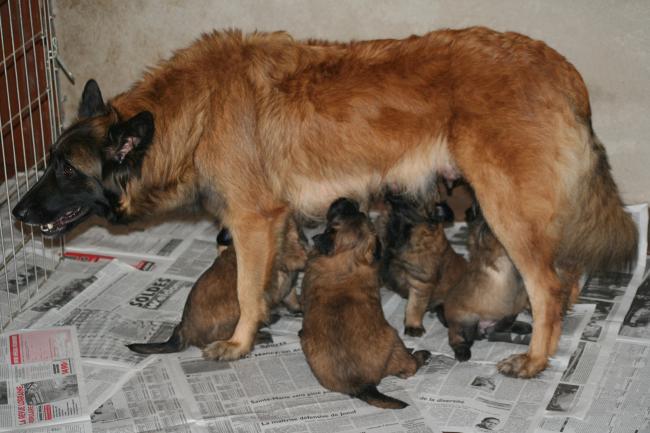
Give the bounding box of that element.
[13,27,636,378]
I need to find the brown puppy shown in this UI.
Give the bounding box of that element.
[14,28,637,377]
[300,198,430,409]
[379,193,467,336]
[443,213,530,362]
[128,218,306,355]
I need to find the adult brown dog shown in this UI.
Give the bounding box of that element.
[379,192,466,336]
[300,198,430,409]
[12,27,637,377]
[128,218,306,355]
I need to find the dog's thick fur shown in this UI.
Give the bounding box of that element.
[127,219,306,356]
[13,27,637,377]
[300,198,429,409]
[379,193,466,336]
[442,214,531,361]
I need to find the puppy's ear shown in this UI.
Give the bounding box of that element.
[78,79,107,118]
[106,111,155,165]
[358,235,381,265]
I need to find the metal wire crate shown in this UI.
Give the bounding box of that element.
[1,0,63,330]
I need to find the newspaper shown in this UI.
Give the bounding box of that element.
[64,217,219,263]
[537,204,649,421]
[2,202,646,433]
[91,342,436,433]
[31,260,195,367]
[1,243,61,330]
[0,326,91,432]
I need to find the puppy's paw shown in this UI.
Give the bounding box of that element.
[453,345,472,362]
[202,339,250,361]
[510,321,533,335]
[497,353,547,378]
[404,326,425,337]
[413,350,432,368]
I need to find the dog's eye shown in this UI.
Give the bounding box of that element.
[63,164,75,178]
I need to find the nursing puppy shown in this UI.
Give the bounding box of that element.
[300,198,430,409]
[380,193,466,336]
[128,218,306,355]
[443,213,530,361]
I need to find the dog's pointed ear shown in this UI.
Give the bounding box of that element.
[106,111,155,164]
[78,79,107,118]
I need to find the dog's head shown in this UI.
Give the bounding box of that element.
[12,80,154,237]
[312,198,381,264]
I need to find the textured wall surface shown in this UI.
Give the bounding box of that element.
[54,0,649,205]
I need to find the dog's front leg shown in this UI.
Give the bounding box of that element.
[203,208,288,361]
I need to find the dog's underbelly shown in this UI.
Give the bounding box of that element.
[285,135,457,216]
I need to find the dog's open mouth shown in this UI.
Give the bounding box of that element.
[39,207,89,236]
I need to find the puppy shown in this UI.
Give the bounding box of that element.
[128,218,307,355]
[442,212,530,362]
[379,193,467,336]
[300,198,430,409]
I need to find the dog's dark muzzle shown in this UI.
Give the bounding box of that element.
[12,169,58,225]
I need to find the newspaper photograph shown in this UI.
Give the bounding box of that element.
[0,327,89,431]
[6,258,109,332]
[619,273,650,341]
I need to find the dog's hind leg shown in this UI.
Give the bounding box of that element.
[464,170,565,377]
[203,207,290,361]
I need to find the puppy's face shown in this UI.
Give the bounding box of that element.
[313,198,381,264]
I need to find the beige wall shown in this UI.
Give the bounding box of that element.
[54,0,650,205]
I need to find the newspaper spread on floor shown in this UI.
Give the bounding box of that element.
[0,326,92,433]
[3,203,647,433]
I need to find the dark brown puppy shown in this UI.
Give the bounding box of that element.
[443,213,530,362]
[379,193,467,336]
[300,198,429,409]
[128,218,306,355]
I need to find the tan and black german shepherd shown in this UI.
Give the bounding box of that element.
[12,27,637,377]
[300,198,430,409]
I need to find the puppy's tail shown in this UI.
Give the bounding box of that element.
[354,385,408,409]
[557,133,638,272]
[126,325,186,354]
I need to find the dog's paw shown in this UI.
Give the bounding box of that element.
[453,345,472,362]
[202,339,251,361]
[497,353,547,378]
[404,326,425,337]
[413,350,432,367]
[510,321,533,335]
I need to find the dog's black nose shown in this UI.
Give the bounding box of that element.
[217,228,233,246]
[12,202,30,222]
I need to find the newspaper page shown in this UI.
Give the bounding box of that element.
[406,304,593,433]
[0,327,91,432]
[1,243,60,329]
[31,260,195,367]
[91,342,436,433]
[5,258,108,332]
[64,216,219,262]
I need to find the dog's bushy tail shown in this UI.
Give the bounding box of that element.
[354,385,409,409]
[126,325,186,354]
[557,134,638,272]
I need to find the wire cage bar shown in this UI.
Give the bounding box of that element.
[0,0,63,330]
